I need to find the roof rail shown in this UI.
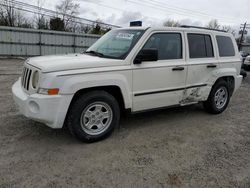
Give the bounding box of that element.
[180,25,227,33]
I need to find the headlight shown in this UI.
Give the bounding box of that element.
[32,70,39,89]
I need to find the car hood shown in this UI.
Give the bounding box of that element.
[26,53,124,73]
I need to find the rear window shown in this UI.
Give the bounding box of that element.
[188,34,214,58]
[216,36,235,57]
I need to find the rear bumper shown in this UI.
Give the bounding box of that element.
[12,79,73,128]
[235,75,243,92]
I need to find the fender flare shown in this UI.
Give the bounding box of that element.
[208,68,237,87]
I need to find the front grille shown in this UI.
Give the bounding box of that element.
[21,67,32,90]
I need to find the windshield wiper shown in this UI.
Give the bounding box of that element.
[85,50,104,57]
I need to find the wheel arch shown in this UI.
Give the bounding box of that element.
[212,76,235,96]
[69,85,129,113]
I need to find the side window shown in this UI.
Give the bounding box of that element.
[142,33,182,60]
[216,36,235,57]
[188,34,214,58]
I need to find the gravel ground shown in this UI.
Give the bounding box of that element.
[0,58,250,188]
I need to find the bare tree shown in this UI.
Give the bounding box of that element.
[56,0,80,31]
[207,19,236,35]
[0,0,32,28]
[16,11,32,28]
[77,24,92,33]
[35,0,49,29]
[207,19,220,30]
[221,25,230,32]
[0,0,16,26]
[0,1,7,26]
[163,19,180,27]
[221,25,236,36]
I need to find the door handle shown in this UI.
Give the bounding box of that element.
[172,67,185,71]
[207,64,217,68]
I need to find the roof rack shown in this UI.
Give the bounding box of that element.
[180,25,227,33]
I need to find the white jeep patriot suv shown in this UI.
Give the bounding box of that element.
[12,26,243,142]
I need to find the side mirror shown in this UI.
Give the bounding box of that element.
[134,49,158,64]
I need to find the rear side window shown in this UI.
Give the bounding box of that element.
[216,36,235,57]
[188,34,214,58]
[142,33,182,60]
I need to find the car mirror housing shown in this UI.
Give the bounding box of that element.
[134,49,158,64]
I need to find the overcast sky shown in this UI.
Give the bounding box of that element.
[23,0,250,29]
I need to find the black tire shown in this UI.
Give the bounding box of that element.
[66,90,120,143]
[240,69,247,79]
[203,80,230,114]
[244,65,250,71]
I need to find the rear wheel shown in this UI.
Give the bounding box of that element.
[240,69,247,79]
[203,80,230,114]
[66,91,120,142]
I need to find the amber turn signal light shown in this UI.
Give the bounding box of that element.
[47,88,59,95]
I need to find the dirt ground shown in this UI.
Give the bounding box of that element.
[0,58,250,188]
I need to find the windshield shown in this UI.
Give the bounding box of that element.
[85,29,144,59]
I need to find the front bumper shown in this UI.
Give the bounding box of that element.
[244,60,250,66]
[12,79,73,128]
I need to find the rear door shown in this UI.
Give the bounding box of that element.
[183,32,219,104]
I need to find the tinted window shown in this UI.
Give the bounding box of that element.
[142,33,182,60]
[188,34,214,58]
[205,35,214,57]
[216,36,235,57]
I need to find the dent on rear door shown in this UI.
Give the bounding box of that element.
[181,33,218,104]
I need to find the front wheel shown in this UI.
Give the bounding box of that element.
[203,80,230,114]
[66,91,120,142]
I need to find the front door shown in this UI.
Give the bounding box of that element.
[132,32,187,112]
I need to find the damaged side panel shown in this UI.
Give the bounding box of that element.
[180,86,212,105]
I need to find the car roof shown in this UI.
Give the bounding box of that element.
[117,27,232,36]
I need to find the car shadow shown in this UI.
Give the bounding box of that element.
[119,104,206,131]
[9,104,206,144]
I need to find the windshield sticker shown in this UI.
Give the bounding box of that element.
[116,33,134,40]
